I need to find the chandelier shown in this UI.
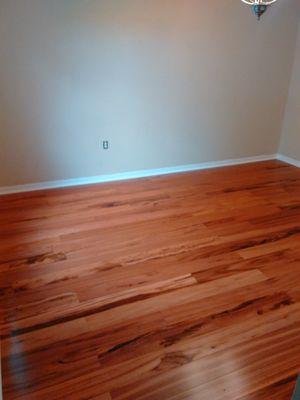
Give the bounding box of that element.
[241,0,278,20]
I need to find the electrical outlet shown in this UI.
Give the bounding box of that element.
[102,140,109,150]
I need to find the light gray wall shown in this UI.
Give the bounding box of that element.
[0,0,299,186]
[280,17,300,161]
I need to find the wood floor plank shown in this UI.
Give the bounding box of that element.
[1,160,300,399]
[110,324,300,400]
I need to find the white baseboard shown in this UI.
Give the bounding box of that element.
[276,153,300,168]
[0,154,279,196]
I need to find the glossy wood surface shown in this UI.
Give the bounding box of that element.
[1,160,300,399]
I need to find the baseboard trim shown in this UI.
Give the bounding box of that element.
[276,153,300,168]
[0,154,278,195]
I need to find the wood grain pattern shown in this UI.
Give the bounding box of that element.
[1,160,300,399]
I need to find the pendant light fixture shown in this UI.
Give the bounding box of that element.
[241,0,278,20]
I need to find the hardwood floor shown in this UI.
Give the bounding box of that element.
[1,160,300,400]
